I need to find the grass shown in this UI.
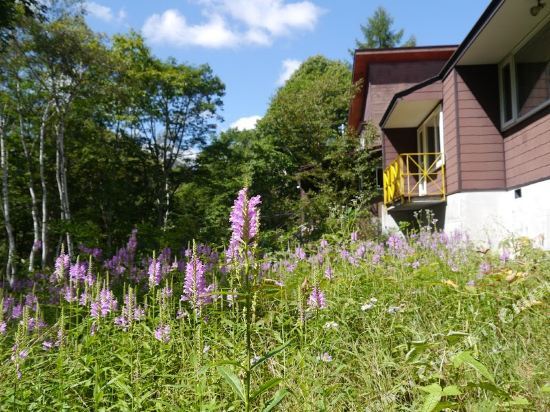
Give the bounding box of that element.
[0,228,548,411]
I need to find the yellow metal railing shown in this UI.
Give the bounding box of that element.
[383,152,446,206]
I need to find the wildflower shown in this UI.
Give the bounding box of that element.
[274,280,284,287]
[355,244,367,259]
[361,302,374,311]
[54,253,70,281]
[252,355,261,365]
[294,247,306,260]
[148,258,162,287]
[351,231,358,242]
[154,324,171,343]
[227,188,261,261]
[307,287,327,310]
[479,261,491,275]
[285,262,297,273]
[316,352,333,363]
[203,345,210,354]
[26,318,46,332]
[23,294,38,311]
[319,239,329,249]
[11,304,23,319]
[182,255,212,308]
[61,286,77,303]
[69,261,88,283]
[500,249,511,263]
[176,309,188,320]
[161,286,173,299]
[387,305,402,314]
[466,280,475,287]
[323,321,338,330]
[90,288,118,318]
[42,341,53,351]
[411,261,420,269]
[0,321,6,335]
[369,297,378,304]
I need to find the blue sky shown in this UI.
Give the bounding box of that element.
[84,0,490,131]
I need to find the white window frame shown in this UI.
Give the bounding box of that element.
[498,56,518,129]
[498,17,550,130]
[416,105,444,196]
[416,105,445,169]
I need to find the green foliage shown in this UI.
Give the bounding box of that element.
[0,228,548,410]
[354,6,416,50]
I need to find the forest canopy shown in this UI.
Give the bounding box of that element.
[0,2,379,280]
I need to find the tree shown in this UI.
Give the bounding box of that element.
[0,0,47,46]
[112,33,225,233]
[354,6,416,49]
[252,55,378,241]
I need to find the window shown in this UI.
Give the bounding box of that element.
[417,105,444,170]
[499,20,550,128]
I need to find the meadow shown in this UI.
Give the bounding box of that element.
[0,189,548,411]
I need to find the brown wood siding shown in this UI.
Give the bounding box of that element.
[455,66,506,190]
[442,73,459,194]
[365,60,448,125]
[504,107,550,188]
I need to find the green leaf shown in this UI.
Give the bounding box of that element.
[452,351,495,383]
[212,360,247,371]
[251,341,292,370]
[466,382,508,398]
[541,384,550,394]
[263,388,290,412]
[498,396,530,408]
[445,331,469,345]
[420,383,443,394]
[405,340,433,362]
[421,391,442,412]
[217,366,245,402]
[432,401,460,411]
[442,385,461,396]
[251,377,282,401]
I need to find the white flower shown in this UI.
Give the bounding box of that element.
[387,305,402,314]
[369,297,378,303]
[323,321,339,330]
[361,303,374,311]
[316,352,333,363]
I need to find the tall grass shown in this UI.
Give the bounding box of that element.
[0,197,548,411]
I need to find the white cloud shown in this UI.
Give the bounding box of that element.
[277,59,301,85]
[86,2,113,22]
[85,2,126,23]
[142,0,323,48]
[143,10,239,48]
[230,115,262,130]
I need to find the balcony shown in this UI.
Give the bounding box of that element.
[383,152,446,209]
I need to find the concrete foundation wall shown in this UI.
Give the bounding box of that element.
[381,179,550,249]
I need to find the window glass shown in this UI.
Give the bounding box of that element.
[515,23,550,117]
[501,63,513,122]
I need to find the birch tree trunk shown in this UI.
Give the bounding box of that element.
[39,102,51,268]
[17,98,42,272]
[0,115,16,284]
[54,114,73,257]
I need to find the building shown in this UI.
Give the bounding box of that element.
[349,0,550,248]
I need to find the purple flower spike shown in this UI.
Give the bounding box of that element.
[154,324,171,343]
[183,255,212,308]
[148,258,162,287]
[227,188,261,261]
[307,287,327,310]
